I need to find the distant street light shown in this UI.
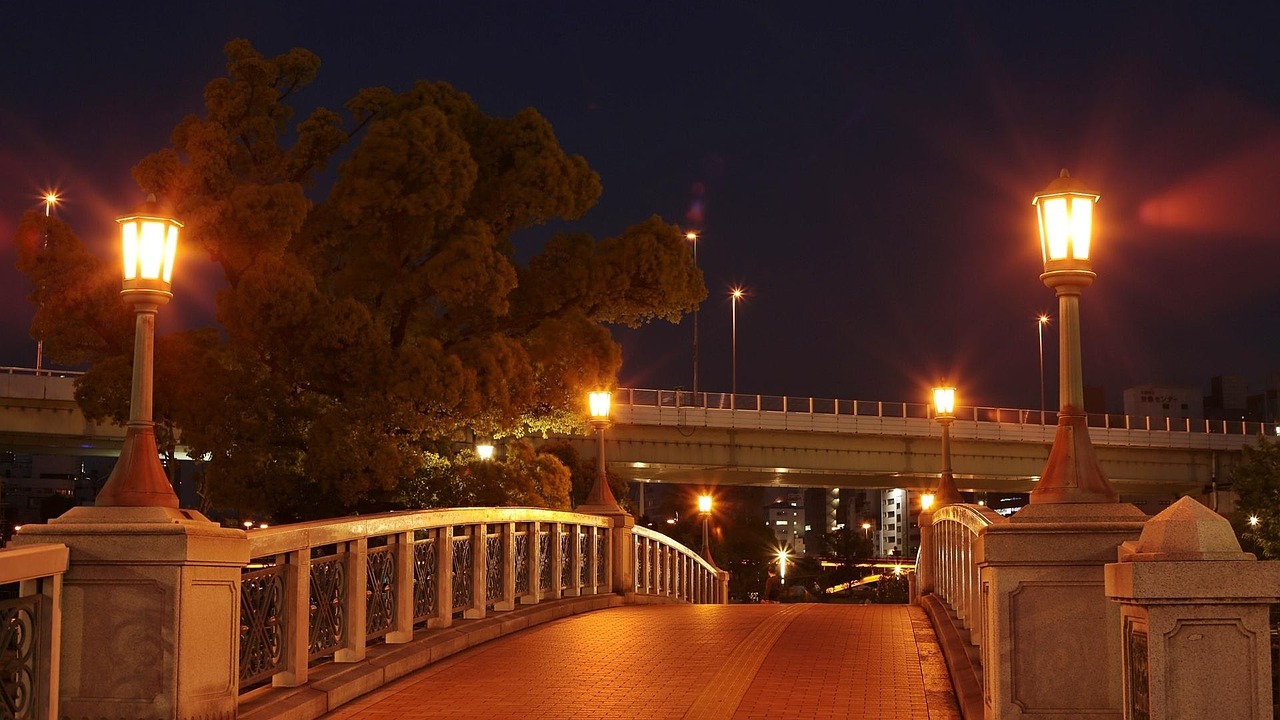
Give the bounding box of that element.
[1037,314,1051,423]
[96,195,183,507]
[730,287,745,407]
[581,391,623,511]
[36,190,62,372]
[698,494,713,562]
[1031,170,1116,503]
[777,547,790,585]
[475,441,495,461]
[687,231,701,399]
[42,190,59,217]
[1249,514,1260,528]
[861,521,871,539]
[930,383,963,507]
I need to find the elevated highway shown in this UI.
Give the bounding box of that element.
[2,372,1273,495]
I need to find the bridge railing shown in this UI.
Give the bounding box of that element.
[238,507,615,691]
[926,504,1006,651]
[0,543,69,720]
[616,387,1278,442]
[237,507,723,694]
[632,525,722,603]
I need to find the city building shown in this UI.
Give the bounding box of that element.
[765,492,805,555]
[878,488,922,557]
[1122,384,1202,421]
[1205,374,1248,421]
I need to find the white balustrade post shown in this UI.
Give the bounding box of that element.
[525,522,542,604]
[549,523,563,600]
[497,522,517,611]
[386,531,415,643]
[274,549,311,686]
[335,537,368,662]
[465,524,486,619]
[432,526,453,629]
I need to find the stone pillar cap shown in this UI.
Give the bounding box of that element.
[1122,496,1252,562]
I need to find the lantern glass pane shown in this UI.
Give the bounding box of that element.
[1042,197,1070,260]
[933,387,955,415]
[139,220,167,280]
[121,222,140,280]
[589,391,611,419]
[1070,197,1093,259]
[162,223,179,282]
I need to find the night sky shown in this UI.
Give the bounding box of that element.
[2,2,1278,412]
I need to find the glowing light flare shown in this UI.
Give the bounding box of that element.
[1032,170,1098,266]
[776,547,790,582]
[685,231,698,242]
[476,443,495,461]
[932,385,956,417]
[730,287,745,300]
[588,391,611,420]
[698,494,712,514]
[1248,515,1260,527]
[921,493,935,511]
[42,190,61,216]
[1038,314,1050,326]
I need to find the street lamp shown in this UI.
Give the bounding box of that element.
[1031,169,1116,504]
[95,195,183,507]
[1248,515,1260,528]
[698,494,713,561]
[581,390,623,511]
[1037,314,1051,423]
[730,287,745,406]
[861,521,871,538]
[777,547,790,585]
[687,231,700,399]
[930,383,963,507]
[475,441,495,461]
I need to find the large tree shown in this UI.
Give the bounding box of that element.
[14,40,703,521]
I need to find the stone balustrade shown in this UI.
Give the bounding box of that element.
[0,542,68,720]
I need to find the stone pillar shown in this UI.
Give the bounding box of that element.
[916,508,935,600]
[13,506,248,720]
[1105,497,1280,720]
[977,503,1147,719]
[716,568,730,604]
[581,509,635,599]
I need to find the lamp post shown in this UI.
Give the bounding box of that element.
[1037,314,1050,423]
[1030,169,1117,504]
[687,231,700,399]
[777,547,790,585]
[930,383,964,507]
[730,287,745,406]
[36,190,61,373]
[861,521,871,539]
[698,494,713,561]
[582,391,623,511]
[95,195,183,508]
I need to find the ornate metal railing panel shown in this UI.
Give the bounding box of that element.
[629,526,718,604]
[538,529,552,593]
[365,546,396,640]
[239,565,285,686]
[485,527,504,605]
[308,553,346,660]
[596,531,607,587]
[412,535,437,622]
[0,595,39,720]
[452,535,473,614]
[578,529,590,587]
[514,528,530,596]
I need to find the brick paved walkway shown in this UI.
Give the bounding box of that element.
[322,603,961,720]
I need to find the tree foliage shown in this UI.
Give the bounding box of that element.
[1231,434,1280,559]
[15,40,703,521]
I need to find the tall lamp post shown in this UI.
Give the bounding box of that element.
[730,287,745,405]
[687,231,700,399]
[95,195,183,508]
[582,391,623,511]
[1037,314,1050,423]
[698,494,713,562]
[1030,169,1117,504]
[930,383,964,507]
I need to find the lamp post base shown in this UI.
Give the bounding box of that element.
[95,424,180,508]
[1030,412,1119,505]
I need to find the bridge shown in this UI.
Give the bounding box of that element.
[4,370,1274,496]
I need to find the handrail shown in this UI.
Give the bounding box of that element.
[928,503,1006,653]
[0,543,68,720]
[238,507,721,695]
[614,387,1278,439]
[631,525,722,603]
